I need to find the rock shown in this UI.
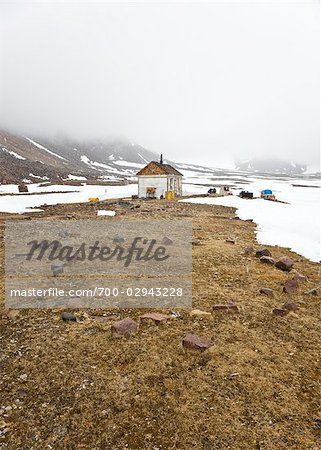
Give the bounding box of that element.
[292,273,307,282]
[139,313,171,323]
[213,303,239,313]
[282,300,298,312]
[244,245,254,255]
[256,248,272,258]
[113,236,125,244]
[260,256,275,265]
[61,312,77,322]
[259,287,274,298]
[225,239,235,244]
[275,256,294,272]
[212,304,229,311]
[5,309,20,319]
[305,285,321,295]
[283,279,298,294]
[182,333,214,351]
[161,236,173,245]
[111,318,138,337]
[18,374,28,382]
[51,262,64,276]
[226,300,239,311]
[192,239,201,246]
[272,308,289,317]
[189,309,212,318]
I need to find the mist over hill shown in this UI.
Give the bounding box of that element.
[0,130,318,184]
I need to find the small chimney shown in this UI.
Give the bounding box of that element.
[160,154,163,165]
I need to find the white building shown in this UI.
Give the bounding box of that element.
[136,157,183,199]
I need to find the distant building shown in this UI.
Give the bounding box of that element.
[219,185,231,196]
[136,155,183,199]
[261,189,275,200]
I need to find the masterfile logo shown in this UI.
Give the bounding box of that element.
[5,219,192,309]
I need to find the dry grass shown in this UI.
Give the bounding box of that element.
[0,199,320,449]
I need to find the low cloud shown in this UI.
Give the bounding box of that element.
[0,1,319,165]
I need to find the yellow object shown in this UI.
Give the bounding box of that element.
[165,191,175,201]
[88,197,99,202]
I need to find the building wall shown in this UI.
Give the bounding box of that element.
[138,175,168,198]
[138,175,182,198]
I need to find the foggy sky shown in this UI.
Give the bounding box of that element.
[0,1,319,166]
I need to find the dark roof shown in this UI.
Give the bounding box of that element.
[136,161,183,176]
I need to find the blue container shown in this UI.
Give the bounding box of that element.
[261,189,272,195]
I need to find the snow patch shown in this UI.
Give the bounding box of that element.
[29,173,49,180]
[25,137,67,160]
[1,147,26,160]
[66,174,87,181]
[97,210,116,217]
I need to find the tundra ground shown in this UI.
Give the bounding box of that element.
[0,198,320,449]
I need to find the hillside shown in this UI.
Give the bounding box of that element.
[235,159,307,175]
[0,130,318,185]
[0,130,158,184]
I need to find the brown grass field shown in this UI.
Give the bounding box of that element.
[0,198,320,449]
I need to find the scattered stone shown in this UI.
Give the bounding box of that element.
[305,285,321,295]
[282,300,298,312]
[283,279,298,294]
[275,256,294,272]
[272,308,289,317]
[213,304,229,311]
[5,309,20,319]
[182,333,214,351]
[18,374,28,382]
[228,372,240,379]
[140,313,171,323]
[113,236,125,244]
[192,239,201,246]
[61,312,77,322]
[292,273,307,282]
[225,239,235,244]
[51,262,64,276]
[259,288,274,298]
[226,300,239,311]
[189,309,212,318]
[111,318,138,337]
[255,248,272,258]
[260,256,275,265]
[161,236,173,245]
[16,389,27,399]
[244,245,254,255]
[213,302,239,313]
